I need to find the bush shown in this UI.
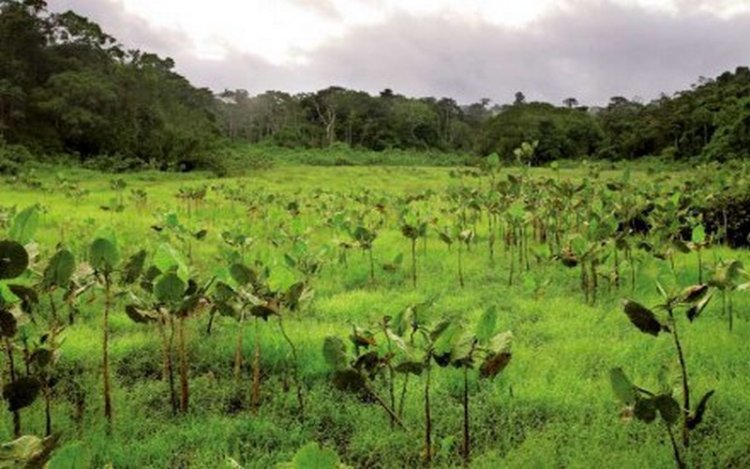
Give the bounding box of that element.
[0,143,36,175]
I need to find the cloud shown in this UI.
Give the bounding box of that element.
[46,0,750,105]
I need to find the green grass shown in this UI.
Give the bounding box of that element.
[1,163,748,468]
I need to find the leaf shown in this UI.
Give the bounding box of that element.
[691,225,706,244]
[89,238,120,272]
[2,376,42,411]
[0,434,59,467]
[43,249,76,290]
[125,304,158,324]
[331,368,367,394]
[152,243,187,280]
[432,321,463,362]
[0,310,17,338]
[479,351,511,379]
[349,326,376,348]
[686,290,714,322]
[622,300,665,336]
[287,442,341,469]
[229,263,255,286]
[475,306,497,343]
[154,273,186,305]
[394,361,424,375]
[672,239,691,254]
[655,394,681,425]
[121,250,147,285]
[8,285,38,314]
[323,336,348,370]
[9,206,39,245]
[687,390,715,430]
[29,348,54,369]
[609,367,636,405]
[633,397,657,423]
[250,304,277,321]
[678,284,709,305]
[0,241,29,280]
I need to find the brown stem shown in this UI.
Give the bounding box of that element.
[252,317,261,413]
[462,365,470,464]
[178,316,189,413]
[158,317,177,415]
[424,354,433,465]
[411,238,417,288]
[5,338,21,437]
[278,316,305,422]
[103,274,113,433]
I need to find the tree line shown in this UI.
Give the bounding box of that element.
[1,0,749,170]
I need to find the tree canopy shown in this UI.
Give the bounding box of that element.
[1,0,749,169]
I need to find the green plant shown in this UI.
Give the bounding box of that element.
[613,285,715,467]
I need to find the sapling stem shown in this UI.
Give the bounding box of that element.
[424,352,433,464]
[178,315,189,413]
[278,316,305,422]
[252,317,261,413]
[667,308,690,448]
[666,422,686,469]
[103,274,113,433]
[4,337,21,437]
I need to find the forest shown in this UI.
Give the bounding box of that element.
[1,0,750,174]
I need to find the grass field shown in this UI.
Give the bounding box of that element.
[1,163,749,468]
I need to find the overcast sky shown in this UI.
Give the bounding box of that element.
[46,0,750,106]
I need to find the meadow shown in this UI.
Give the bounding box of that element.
[1,160,749,468]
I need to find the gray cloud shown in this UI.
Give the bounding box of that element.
[46,0,750,105]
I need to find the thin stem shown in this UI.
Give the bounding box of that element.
[178,316,189,413]
[424,355,432,464]
[668,308,690,448]
[462,365,470,464]
[103,274,113,433]
[278,316,305,422]
[666,422,686,469]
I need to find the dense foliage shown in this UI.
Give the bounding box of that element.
[0,0,218,169]
[1,0,749,172]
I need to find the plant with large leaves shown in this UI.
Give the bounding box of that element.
[89,234,147,431]
[615,284,715,466]
[0,207,42,437]
[429,308,512,465]
[708,259,749,331]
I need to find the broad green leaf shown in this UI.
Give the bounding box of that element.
[691,225,706,244]
[634,397,657,423]
[154,273,186,305]
[229,263,254,286]
[609,367,636,405]
[9,206,39,245]
[475,306,497,343]
[323,336,348,370]
[42,249,76,289]
[122,250,147,285]
[655,394,681,425]
[331,368,366,394]
[153,243,187,280]
[285,442,341,469]
[89,238,120,272]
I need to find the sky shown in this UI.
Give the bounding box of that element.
[46,0,750,106]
